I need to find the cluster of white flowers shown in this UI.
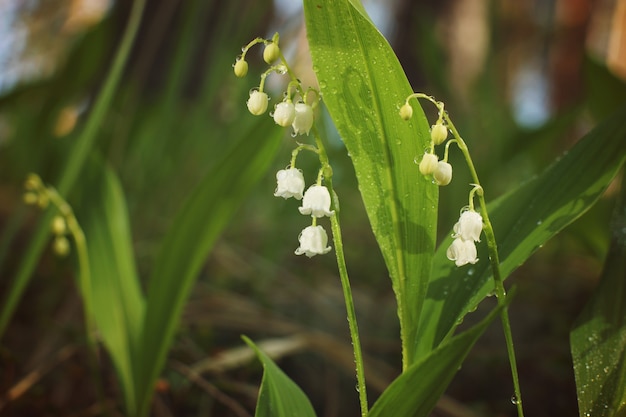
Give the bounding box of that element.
[275,171,334,257]
[235,33,316,137]
[236,33,332,258]
[446,209,483,266]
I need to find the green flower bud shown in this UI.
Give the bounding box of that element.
[430,122,448,145]
[234,59,248,78]
[51,215,67,235]
[419,153,438,176]
[53,236,70,257]
[263,42,280,64]
[399,103,413,121]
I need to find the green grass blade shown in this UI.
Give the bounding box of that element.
[242,336,317,417]
[368,299,506,417]
[570,170,626,417]
[79,161,145,415]
[416,105,626,360]
[303,0,437,368]
[135,119,282,416]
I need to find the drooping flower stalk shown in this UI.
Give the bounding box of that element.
[235,33,369,417]
[403,92,525,417]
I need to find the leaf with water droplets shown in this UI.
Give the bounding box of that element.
[571,169,626,417]
[303,0,437,366]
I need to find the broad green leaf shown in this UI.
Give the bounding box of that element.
[304,0,437,367]
[415,105,626,360]
[368,300,506,417]
[243,336,317,417]
[570,170,626,417]
[135,119,282,416]
[79,160,144,415]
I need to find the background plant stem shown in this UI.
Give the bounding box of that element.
[0,0,147,338]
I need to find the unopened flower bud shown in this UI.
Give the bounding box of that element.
[419,153,438,176]
[24,174,39,191]
[431,122,448,145]
[273,101,296,127]
[51,215,67,235]
[53,236,70,257]
[399,103,413,121]
[234,58,248,78]
[247,90,269,115]
[433,161,452,186]
[292,102,314,135]
[23,191,38,205]
[263,42,280,64]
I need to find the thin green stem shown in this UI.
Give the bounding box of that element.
[46,186,95,337]
[312,127,368,417]
[443,114,525,417]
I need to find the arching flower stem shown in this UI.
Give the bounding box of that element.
[442,112,525,417]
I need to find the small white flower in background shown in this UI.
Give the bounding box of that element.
[433,161,452,186]
[453,210,483,242]
[419,153,438,176]
[446,237,478,267]
[274,168,305,200]
[299,185,335,217]
[430,122,448,145]
[273,101,296,127]
[247,90,269,115]
[292,102,314,135]
[295,225,332,257]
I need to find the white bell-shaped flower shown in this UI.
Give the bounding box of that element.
[295,225,332,257]
[453,210,483,242]
[273,101,296,127]
[446,237,478,267]
[433,161,452,186]
[247,90,269,115]
[274,168,305,200]
[292,102,314,135]
[419,153,438,176]
[298,185,335,217]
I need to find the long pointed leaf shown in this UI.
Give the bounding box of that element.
[80,161,144,414]
[304,0,437,367]
[570,170,626,417]
[368,300,506,417]
[243,336,317,417]
[416,105,626,359]
[135,119,282,416]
